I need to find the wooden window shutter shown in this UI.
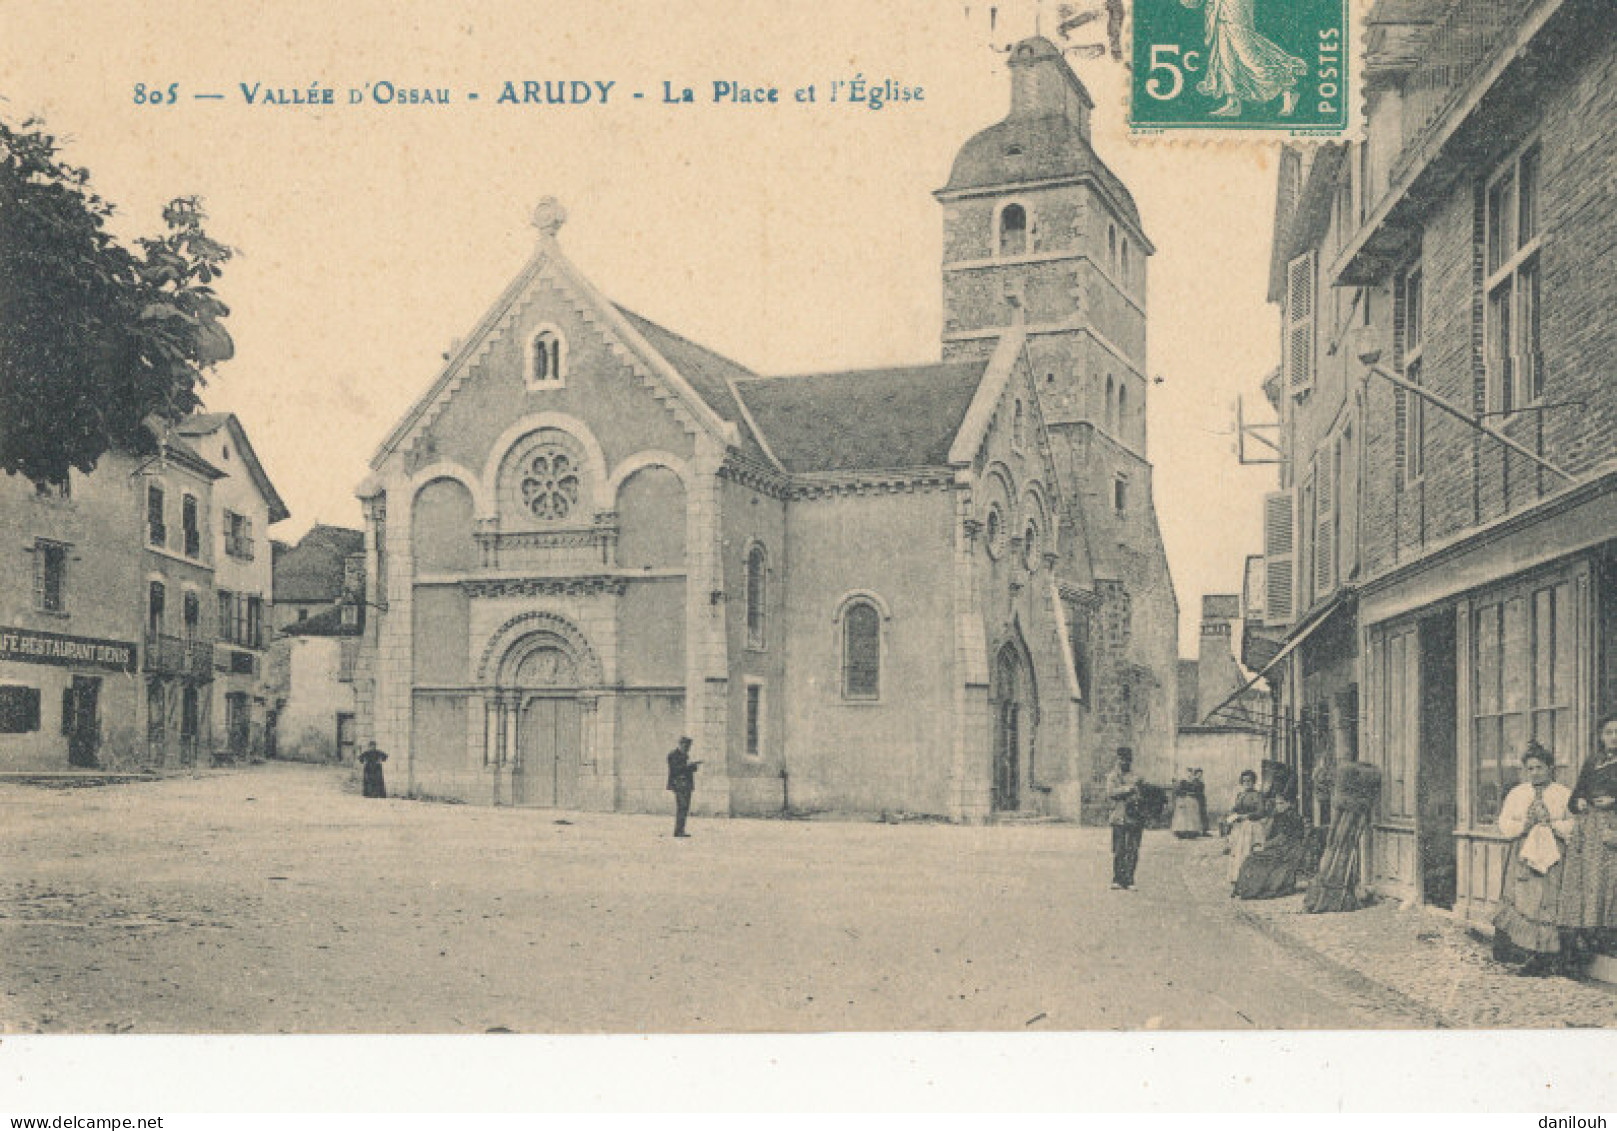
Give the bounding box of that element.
[1315,449,1336,596]
[1284,252,1316,395]
[1263,490,1295,625]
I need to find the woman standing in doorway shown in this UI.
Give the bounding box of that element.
[1492,742,1574,976]
[1557,714,1617,961]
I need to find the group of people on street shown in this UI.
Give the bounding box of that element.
[1491,714,1617,977]
[1220,761,1312,901]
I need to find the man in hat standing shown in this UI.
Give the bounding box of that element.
[1106,747,1146,889]
[666,736,700,838]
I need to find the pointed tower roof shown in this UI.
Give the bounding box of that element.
[938,36,1147,243]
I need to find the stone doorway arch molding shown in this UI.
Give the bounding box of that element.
[476,611,609,806]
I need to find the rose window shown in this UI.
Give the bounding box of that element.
[519,450,581,521]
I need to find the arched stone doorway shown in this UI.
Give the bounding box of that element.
[990,638,1038,812]
[511,641,583,807]
[480,613,604,809]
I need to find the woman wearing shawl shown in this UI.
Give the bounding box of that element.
[1492,741,1573,976]
[1556,714,1617,960]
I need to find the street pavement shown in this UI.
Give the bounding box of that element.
[0,762,1420,1033]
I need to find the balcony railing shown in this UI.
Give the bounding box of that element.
[143,632,215,680]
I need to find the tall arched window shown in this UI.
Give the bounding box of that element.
[999,204,1027,256]
[1105,374,1116,432]
[745,543,767,650]
[1121,238,1132,287]
[1013,399,1025,447]
[1108,224,1118,271]
[842,600,882,700]
[1117,380,1129,436]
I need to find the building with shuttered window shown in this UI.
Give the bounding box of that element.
[0,415,286,772]
[1238,0,1617,925]
[355,37,1179,822]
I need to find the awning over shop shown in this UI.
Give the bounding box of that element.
[1197,591,1356,731]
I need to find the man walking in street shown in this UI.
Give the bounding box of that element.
[666,736,700,838]
[1107,747,1145,889]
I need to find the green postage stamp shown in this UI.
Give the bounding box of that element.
[1130,0,1353,136]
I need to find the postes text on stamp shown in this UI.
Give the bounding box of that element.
[1130,0,1350,136]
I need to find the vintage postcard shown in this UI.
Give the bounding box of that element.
[0,0,1615,1115]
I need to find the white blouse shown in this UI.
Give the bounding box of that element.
[1496,780,1574,840]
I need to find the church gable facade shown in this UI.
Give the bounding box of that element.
[355,37,1178,823]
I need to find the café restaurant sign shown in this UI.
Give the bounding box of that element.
[0,626,136,673]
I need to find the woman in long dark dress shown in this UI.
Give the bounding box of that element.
[359,742,388,799]
[1235,793,1309,900]
[1557,714,1617,958]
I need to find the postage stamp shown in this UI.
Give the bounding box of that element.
[1129,0,1353,137]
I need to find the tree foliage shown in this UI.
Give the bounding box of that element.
[0,114,234,486]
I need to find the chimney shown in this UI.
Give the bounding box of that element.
[1196,594,1244,721]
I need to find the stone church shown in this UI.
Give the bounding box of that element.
[356,37,1177,822]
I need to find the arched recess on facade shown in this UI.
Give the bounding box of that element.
[989,620,1040,812]
[613,454,689,570]
[478,412,610,520]
[411,473,479,575]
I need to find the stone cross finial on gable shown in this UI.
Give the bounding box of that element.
[532,196,567,239]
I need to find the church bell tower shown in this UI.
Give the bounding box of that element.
[935,36,1153,456]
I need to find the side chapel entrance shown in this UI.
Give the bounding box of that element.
[991,640,1038,812]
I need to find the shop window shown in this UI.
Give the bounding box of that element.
[1471,574,1578,826]
[841,599,882,701]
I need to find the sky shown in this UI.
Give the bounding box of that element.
[0,0,1283,655]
